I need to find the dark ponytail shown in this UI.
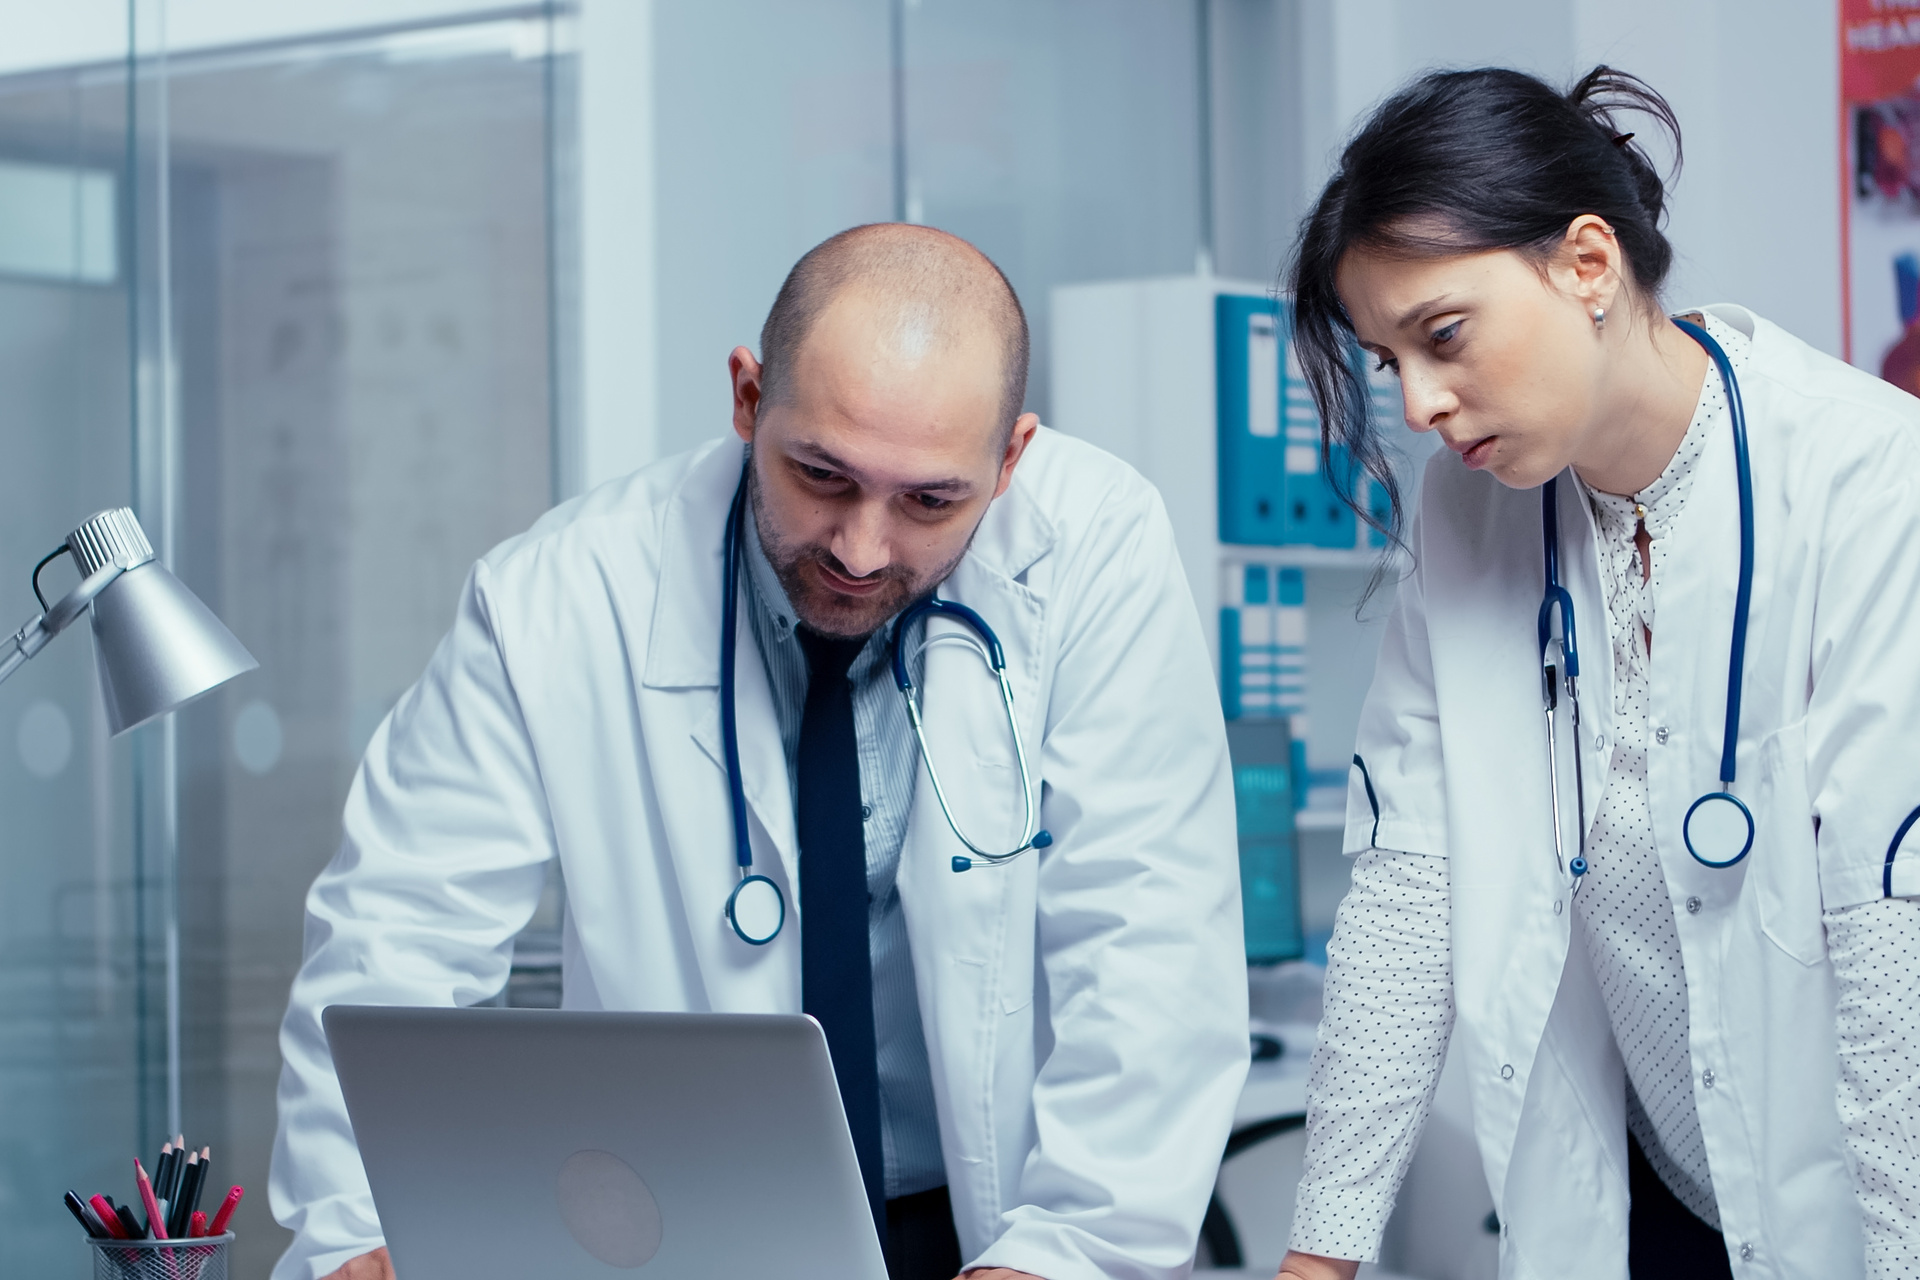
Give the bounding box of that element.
[1287,65,1683,548]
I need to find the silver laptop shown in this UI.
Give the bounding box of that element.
[324,1006,888,1279]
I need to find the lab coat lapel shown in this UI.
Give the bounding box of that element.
[637,440,799,1007]
[896,479,1055,1246]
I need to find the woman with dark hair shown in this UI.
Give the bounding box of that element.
[1275,68,1920,1280]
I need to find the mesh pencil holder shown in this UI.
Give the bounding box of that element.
[88,1233,233,1280]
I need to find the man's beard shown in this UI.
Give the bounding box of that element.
[748,459,975,640]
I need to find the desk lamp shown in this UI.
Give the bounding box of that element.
[0,508,256,731]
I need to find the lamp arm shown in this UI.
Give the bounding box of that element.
[0,561,127,690]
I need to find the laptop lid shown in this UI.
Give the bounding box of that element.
[323,1006,888,1279]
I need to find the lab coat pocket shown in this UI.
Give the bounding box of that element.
[1749,718,1823,966]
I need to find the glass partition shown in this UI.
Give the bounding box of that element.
[0,49,145,1275]
[0,8,573,1275]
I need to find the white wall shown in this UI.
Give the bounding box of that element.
[1291,0,1842,355]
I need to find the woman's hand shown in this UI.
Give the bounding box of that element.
[1276,1249,1360,1280]
[319,1247,393,1280]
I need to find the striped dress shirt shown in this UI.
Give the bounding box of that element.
[740,514,947,1198]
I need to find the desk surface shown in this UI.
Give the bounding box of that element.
[1234,1025,1312,1127]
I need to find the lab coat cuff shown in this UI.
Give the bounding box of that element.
[273,1240,386,1280]
[966,1226,1172,1280]
[1821,860,1897,910]
[1343,817,1446,859]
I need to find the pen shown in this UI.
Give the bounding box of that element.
[207,1186,242,1236]
[65,1190,106,1238]
[187,1211,207,1239]
[135,1159,169,1239]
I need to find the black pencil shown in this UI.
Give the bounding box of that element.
[165,1135,187,1202]
[154,1143,177,1205]
[114,1202,145,1240]
[170,1153,201,1237]
[189,1148,210,1216]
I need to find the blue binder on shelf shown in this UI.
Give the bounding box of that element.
[1219,563,1306,721]
[1283,326,1353,547]
[1216,294,1287,545]
[1218,293,1363,548]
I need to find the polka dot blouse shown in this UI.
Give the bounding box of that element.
[1288,315,1920,1275]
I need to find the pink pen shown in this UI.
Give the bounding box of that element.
[206,1186,243,1237]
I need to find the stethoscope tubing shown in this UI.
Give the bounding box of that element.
[718,462,1051,943]
[1542,318,1754,876]
[1672,317,1756,789]
[720,466,755,876]
[890,598,1050,870]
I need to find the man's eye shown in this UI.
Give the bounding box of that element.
[1432,320,1462,346]
[799,464,837,482]
[911,493,952,512]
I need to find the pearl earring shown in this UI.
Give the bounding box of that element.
[1592,306,1606,331]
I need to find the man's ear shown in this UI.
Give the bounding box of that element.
[992,413,1041,500]
[731,346,764,442]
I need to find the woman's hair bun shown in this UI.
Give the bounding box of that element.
[1566,65,1682,226]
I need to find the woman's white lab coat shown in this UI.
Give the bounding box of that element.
[1345,305,1920,1279]
[269,429,1249,1280]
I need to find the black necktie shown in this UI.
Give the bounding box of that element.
[795,627,885,1240]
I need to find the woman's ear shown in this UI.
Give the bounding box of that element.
[1553,214,1623,318]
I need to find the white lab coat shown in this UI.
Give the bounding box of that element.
[1345,305,1920,1279]
[270,428,1250,1280]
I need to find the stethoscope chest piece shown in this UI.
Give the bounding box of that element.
[1683,791,1755,869]
[726,873,785,946]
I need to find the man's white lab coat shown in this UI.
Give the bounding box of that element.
[271,428,1251,1280]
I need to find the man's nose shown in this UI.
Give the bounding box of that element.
[830,502,891,579]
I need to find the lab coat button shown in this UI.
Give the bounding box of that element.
[1702,1068,1716,1088]
[1595,733,1608,751]
[1739,1243,1754,1262]
[861,804,873,821]
[1686,896,1702,914]
[1500,1064,1514,1081]
[1654,726,1670,745]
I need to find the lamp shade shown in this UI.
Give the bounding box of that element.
[68,509,258,735]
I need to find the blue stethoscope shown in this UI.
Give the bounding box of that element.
[1539,317,1755,891]
[719,464,1051,946]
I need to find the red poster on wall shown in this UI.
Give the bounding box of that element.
[1842,1,1920,389]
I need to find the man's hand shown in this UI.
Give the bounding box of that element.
[1277,1250,1360,1280]
[320,1246,394,1280]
